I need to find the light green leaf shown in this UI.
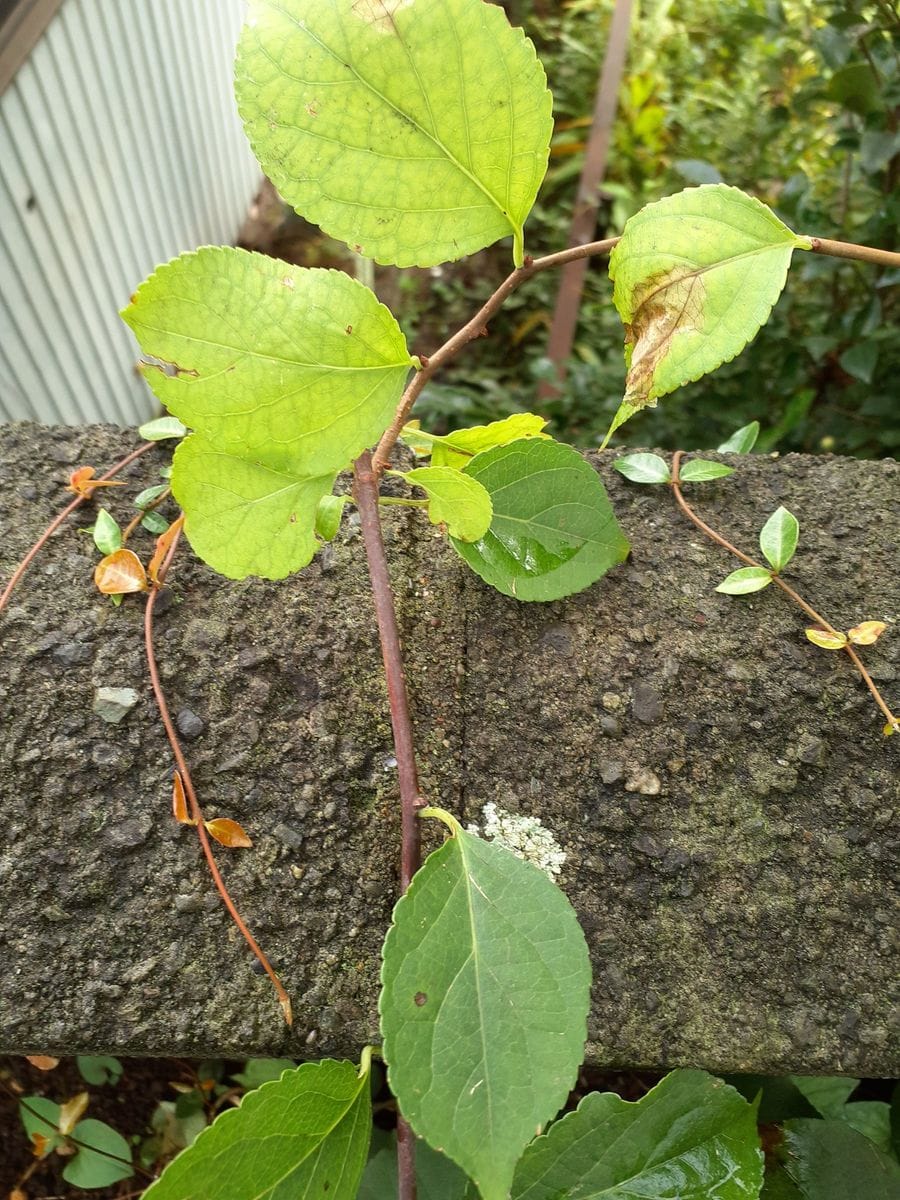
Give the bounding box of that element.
[133,484,169,510]
[142,512,170,535]
[789,1075,859,1120]
[400,466,492,541]
[359,1136,469,1200]
[64,1119,133,1189]
[92,509,122,555]
[607,185,810,431]
[138,416,187,441]
[20,1097,63,1156]
[76,1055,123,1086]
[784,1119,900,1200]
[759,506,799,572]
[381,808,590,1200]
[419,414,550,470]
[142,1058,371,1200]
[451,440,629,601]
[236,0,553,268]
[679,458,735,482]
[612,452,671,484]
[229,1058,298,1090]
[511,1070,763,1199]
[315,494,349,543]
[718,421,760,454]
[716,567,773,595]
[122,247,414,579]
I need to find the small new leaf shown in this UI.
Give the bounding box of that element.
[204,818,252,849]
[679,459,735,482]
[847,621,887,646]
[94,549,148,595]
[138,416,187,441]
[92,509,123,556]
[612,453,671,484]
[806,628,848,651]
[717,421,760,454]
[716,567,773,595]
[67,467,125,499]
[315,495,348,544]
[133,484,169,510]
[400,466,493,542]
[760,506,799,572]
[422,414,550,470]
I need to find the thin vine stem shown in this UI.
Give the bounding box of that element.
[670,451,899,732]
[0,440,155,618]
[143,521,292,1025]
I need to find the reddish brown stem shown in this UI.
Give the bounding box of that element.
[0,440,155,618]
[371,237,620,475]
[671,451,899,733]
[121,486,172,543]
[143,523,292,1025]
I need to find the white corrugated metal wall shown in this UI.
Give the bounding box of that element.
[0,0,261,425]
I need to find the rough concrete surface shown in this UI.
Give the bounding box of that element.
[0,423,897,1075]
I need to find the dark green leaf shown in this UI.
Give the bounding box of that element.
[784,1118,900,1199]
[510,1070,763,1199]
[839,341,879,384]
[827,63,883,116]
[451,440,629,601]
[381,808,590,1200]
[76,1056,123,1087]
[358,1136,469,1200]
[789,1075,858,1119]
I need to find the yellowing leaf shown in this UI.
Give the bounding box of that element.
[205,818,253,849]
[31,1132,50,1158]
[59,1092,90,1137]
[847,621,887,646]
[400,466,493,542]
[172,771,195,826]
[805,628,848,651]
[884,722,898,738]
[94,549,148,595]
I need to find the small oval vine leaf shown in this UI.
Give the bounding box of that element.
[315,494,349,543]
[236,0,552,268]
[422,414,550,470]
[612,452,671,484]
[134,483,169,510]
[806,628,848,651]
[400,466,493,542]
[20,1097,63,1157]
[679,458,735,482]
[759,506,799,573]
[608,185,810,431]
[92,509,123,556]
[380,807,590,1200]
[204,818,253,849]
[717,420,760,454]
[63,1119,133,1189]
[138,416,187,441]
[848,620,887,646]
[142,511,170,535]
[142,1058,371,1200]
[510,1070,763,1200]
[716,566,773,595]
[451,440,629,601]
[94,549,148,595]
[122,247,414,580]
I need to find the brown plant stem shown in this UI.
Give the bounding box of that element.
[371,237,620,474]
[0,440,155,618]
[121,485,172,542]
[143,521,292,1025]
[671,451,899,733]
[353,450,425,1200]
[806,236,900,270]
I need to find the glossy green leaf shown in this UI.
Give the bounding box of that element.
[717,421,760,454]
[679,458,735,482]
[840,1103,893,1153]
[400,466,492,542]
[784,1119,900,1200]
[236,0,553,268]
[359,1135,469,1200]
[789,1075,858,1120]
[76,1055,123,1086]
[716,567,773,595]
[92,509,122,556]
[142,1058,371,1200]
[612,452,671,484]
[422,414,550,470]
[315,494,349,543]
[138,415,187,441]
[64,1119,133,1188]
[607,185,810,436]
[381,808,590,1200]
[511,1070,763,1199]
[759,506,799,572]
[451,440,629,601]
[122,247,414,579]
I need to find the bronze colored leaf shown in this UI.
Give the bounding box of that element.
[847,620,887,646]
[25,1055,60,1071]
[172,771,195,826]
[94,549,148,595]
[149,514,185,587]
[205,818,253,849]
[67,466,125,498]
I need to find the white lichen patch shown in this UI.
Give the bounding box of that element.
[467,802,566,879]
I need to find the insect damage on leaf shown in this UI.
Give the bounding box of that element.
[623,265,707,408]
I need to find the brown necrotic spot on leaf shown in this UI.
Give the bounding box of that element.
[624,266,707,409]
[414,991,427,1007]
[351,0,413,33]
